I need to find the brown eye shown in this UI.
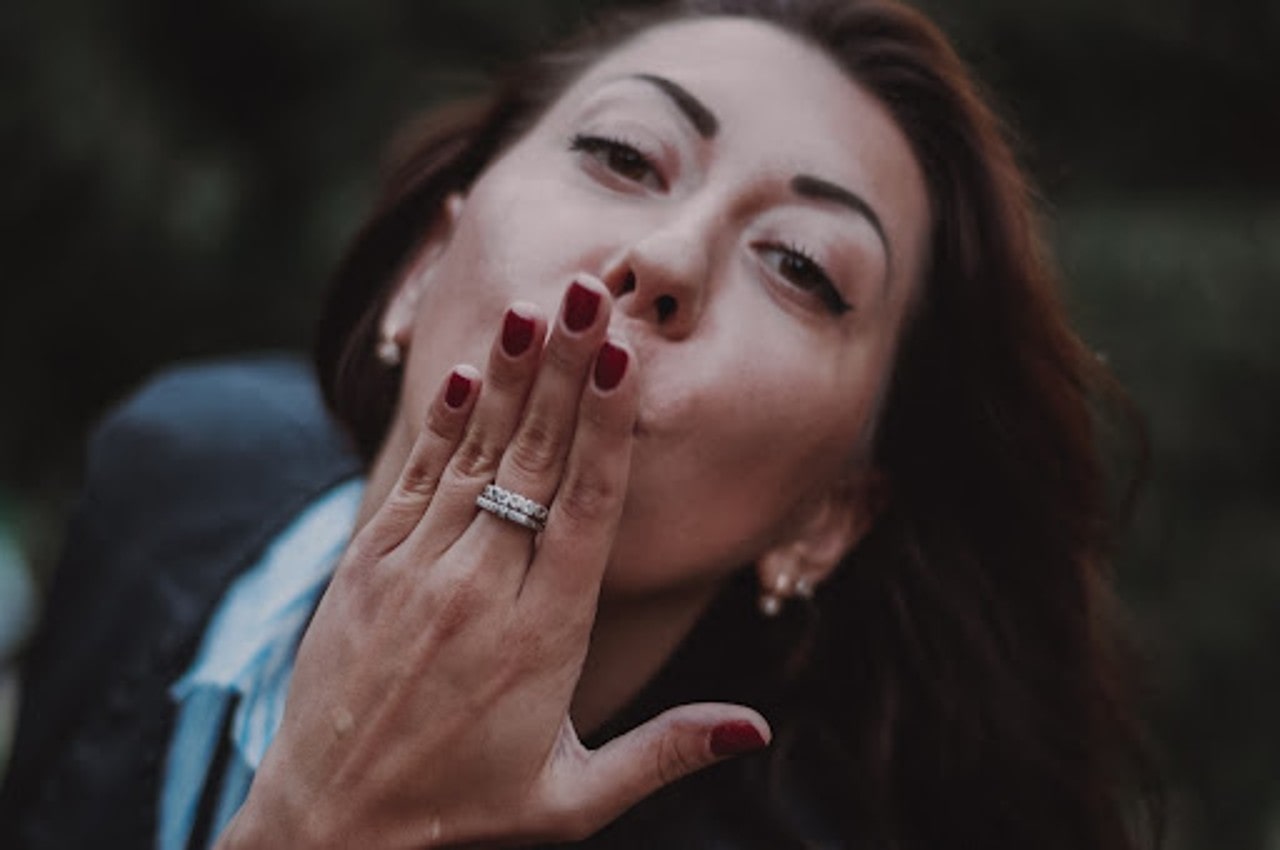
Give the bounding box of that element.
[570,134,665,191]
[755,242,852,315]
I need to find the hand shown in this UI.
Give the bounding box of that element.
[215,277,770,849]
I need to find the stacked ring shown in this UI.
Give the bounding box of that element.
[476,483,549,533]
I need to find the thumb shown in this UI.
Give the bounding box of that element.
[569,703,771,832]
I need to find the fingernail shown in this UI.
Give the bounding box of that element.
[564,281,601,333]
[709,722,767,758]
[593,341,628,391]
[502,309,536,357]
[444,371,471,409]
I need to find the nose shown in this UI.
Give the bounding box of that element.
[603,212,715,340]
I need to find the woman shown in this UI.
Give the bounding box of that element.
[0,0,1161,847]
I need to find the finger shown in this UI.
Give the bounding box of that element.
[410,303,547,544]
[350,364,480,559]
[564,704,771,835]
[480,277,612,554]
[523,334,636,605]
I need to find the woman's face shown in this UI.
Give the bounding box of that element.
[384,17,930,599]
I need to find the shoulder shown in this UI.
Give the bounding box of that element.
[74,352,362,578]
[87,354,359,517]
[94,353,349,474]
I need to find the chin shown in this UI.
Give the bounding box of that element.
[597,543,739,605]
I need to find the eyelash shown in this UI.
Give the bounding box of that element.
[570,133,851,316]
[569,133,665,190]
[756,241,852,315]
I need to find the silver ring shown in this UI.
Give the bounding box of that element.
[476,484,548,533]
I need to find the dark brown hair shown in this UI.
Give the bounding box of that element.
[314,1,1162,847]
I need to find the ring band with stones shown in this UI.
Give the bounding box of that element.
[476,484,549,532]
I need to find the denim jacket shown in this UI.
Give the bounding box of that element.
[0,355,848,850]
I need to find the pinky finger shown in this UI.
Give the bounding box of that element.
[357,365,481,556]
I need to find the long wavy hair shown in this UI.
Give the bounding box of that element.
[314,1,1162,847]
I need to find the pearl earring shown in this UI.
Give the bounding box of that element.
[758,574,793,618]
[377,335,402,368]
[758,573,818,617]
[795,577,815,599]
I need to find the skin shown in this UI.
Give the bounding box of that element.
[379,17,930,727]
[218,16,930,849]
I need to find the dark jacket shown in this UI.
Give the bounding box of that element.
[0,356,362,849]
[0,356,846,849]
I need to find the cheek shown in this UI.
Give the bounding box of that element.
[608,336,884,591]
[394,250,508,431]
[684,359,870,507]
[702,321,885,475]
[390,159,620,444]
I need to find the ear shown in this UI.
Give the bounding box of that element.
[380,191,467,346]
[756,470,888,595]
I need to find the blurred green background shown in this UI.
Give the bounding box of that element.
[1,0,1276,847]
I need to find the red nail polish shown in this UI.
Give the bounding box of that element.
[709,722,767,758]
[564,281,601,333]
[593,341,628,391]
[444,371,471,409]
[502,309,535,357]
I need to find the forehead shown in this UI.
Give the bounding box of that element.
[566,18,887,149]
[581,16,854,104]
[552,16,932,291]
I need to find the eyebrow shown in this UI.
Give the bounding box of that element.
[791,174,893,278]
[631,73,719,138]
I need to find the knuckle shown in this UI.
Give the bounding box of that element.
[506,417,563,478]
[655,731,701,788]
[488,355,531,391]
[399,456,438,498]
[556,468,621,526]
[543,340,582,377]
[346,514,404,561]
[580,402,611,432]
[450,430,503,480]
[424,405,461,445]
